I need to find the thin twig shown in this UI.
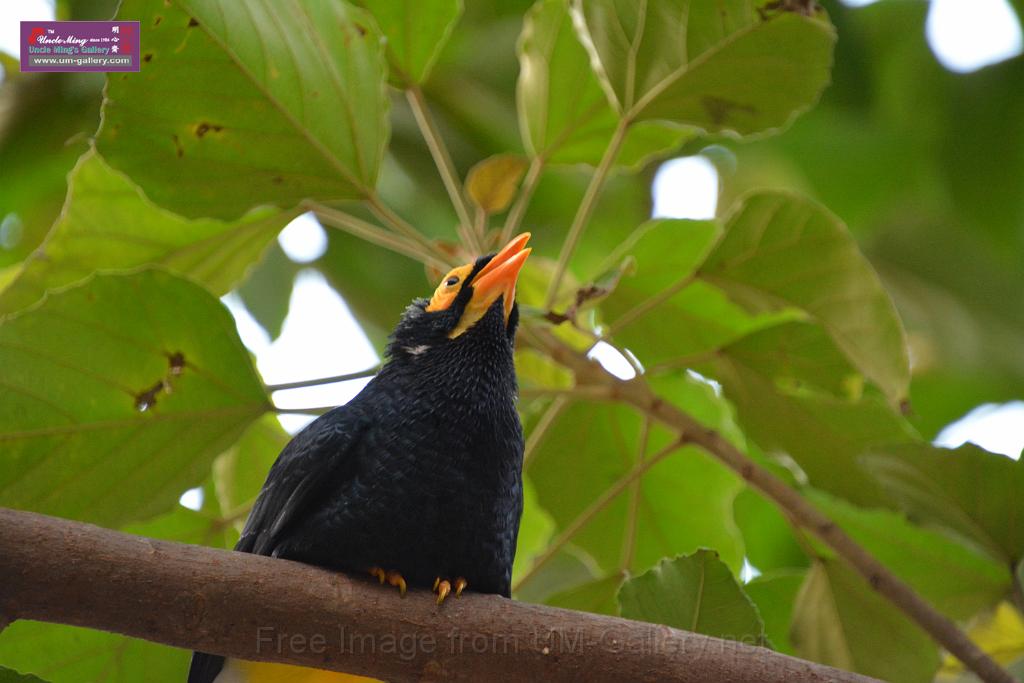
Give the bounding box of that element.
[274,405,336,416]
[526,324,1016,683]
[499,156,545,247]
[266,367,380,392]
[406,86,479,252]
[545,118,630,309]
[513,437,683,592]
[311,204,450,271]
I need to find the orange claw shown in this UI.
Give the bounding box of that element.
[369,567,385,584]
[454,577,467,598]
[435,579,451,605]
[385,571,407,597]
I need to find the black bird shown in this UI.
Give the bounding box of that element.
[188,233,532,683]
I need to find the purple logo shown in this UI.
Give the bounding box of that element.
[20,21,140,73]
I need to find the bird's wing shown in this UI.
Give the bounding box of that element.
[237,406,366,556]
[188,406,366,683]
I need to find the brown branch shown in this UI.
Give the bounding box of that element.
[524,325,1017,683]
[0,508,880,683]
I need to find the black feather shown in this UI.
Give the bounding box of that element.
[187,264,524,682]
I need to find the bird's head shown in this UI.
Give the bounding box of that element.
[387,233,532,360]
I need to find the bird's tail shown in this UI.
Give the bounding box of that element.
[188,652,383,682]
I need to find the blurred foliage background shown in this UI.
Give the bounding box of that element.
[1,1,1023,682]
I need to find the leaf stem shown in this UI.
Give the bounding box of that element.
[513,437,682,592]
[312,203,450,271]
[266,367,380,392]
[523,395,571,470]
[406,86,480,252]
[499,156,545,247]
[544,117,630,309]
[526,324,1017,683]
[620,417,650,571]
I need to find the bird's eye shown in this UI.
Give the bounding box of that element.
[445,276,460,287]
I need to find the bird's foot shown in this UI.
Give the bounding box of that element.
[369,567,407,597]
[432,576,467,605]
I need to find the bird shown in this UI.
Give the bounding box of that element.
[188,233,532,683]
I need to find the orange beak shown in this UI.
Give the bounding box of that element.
[471,232,532,322]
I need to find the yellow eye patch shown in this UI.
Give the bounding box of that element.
[425,264,474,313]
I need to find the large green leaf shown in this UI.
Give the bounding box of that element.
[701,191,910,403]
[809,490,1010,620]
[706,325,917,507]
[599,218,792,367]
[528,373,745,575]
[0,73,98,271]
[862,443,1024,565]
[618,550,765,644]
[0,270,269,527]
[791,560,939,683]
[517,0,693,168]
[733,488,808,573]
[546,574,624,616]
[571,0,835,133]
[0,667,49,683]
[96,0,389,219]
[0,152,295,315]
[744,570,805,655]
[356,0,462,85]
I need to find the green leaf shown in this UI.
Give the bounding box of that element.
[744,570,805,655]
[0,152,295,315]
[236,242,300,342]
[546,573,625,616]
[528,372,745,575]
[0,621,184,683]
[706,325,917,507]
[356,0,462,85]
[701,191,910,403]
[862,442,1024,564]
[733,488,808,573]
[516,0,694,168]
[0,270,269,527]
[0,666,49,683]
[96,0,389,219]
[791,560,939,683]
[598,218,794,368]
[571,1,835,134]
[618,550,765,645]
[809,490,1010,620]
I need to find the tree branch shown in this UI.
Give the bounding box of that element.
[524,325,1017,683]
[406,86,479,253]
[266,367,380,392]
[0,508,881,683]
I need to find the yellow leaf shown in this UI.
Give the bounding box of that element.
[940,603,1024,675]
[465,154,528,214]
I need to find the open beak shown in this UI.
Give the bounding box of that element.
[471,232,532,322]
